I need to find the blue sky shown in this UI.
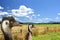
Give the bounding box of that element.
[0,0,60,23]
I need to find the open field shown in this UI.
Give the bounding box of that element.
[32,32,60,40]
[34,24,60,27]
[0,24,60,40]
[32,24,60,40]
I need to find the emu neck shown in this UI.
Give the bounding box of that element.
[28,32,32,40]
[25,32,32,40]
[2,20,12,40]
[2,20,10,33]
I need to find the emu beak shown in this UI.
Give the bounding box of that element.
[13,22,21,26]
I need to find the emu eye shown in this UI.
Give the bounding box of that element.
[6,22,8,25]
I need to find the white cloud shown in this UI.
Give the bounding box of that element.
[37,14,40,16]
[0,18,2,21]
[42,18,52,23]
[26,16,33,20]
[55,17,59,19]
[32,14,37,18]
[45,18,49,20]
[12,5,34,17]
[36,19,43,23]
[44,18,52,21]
[7,14,12,16]
[0,5,35,22]
[0,11,8,15]
[26,16,30,18]
[32,14,35,16]
[57,13,60,15]
[0,6,4,9]
[0,5,34,17]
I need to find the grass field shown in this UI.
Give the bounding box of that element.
[0,24,60,40]
[34,24,60,27]
[32,32,60,40]
[32,24,60,40]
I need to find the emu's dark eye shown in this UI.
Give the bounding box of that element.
[6,22,8,25]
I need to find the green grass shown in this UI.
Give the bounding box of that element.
[32,24,60,40]
[32,32,60,40]
[34,24,60,27]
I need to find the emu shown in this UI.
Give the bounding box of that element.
[1,17,15,40]
[25,24,33,40]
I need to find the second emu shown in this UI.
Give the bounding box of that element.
[25,24,34,40]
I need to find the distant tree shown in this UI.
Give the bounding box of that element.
[0,21,1,24]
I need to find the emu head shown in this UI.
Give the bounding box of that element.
[28,24,34,34]
[2,17,10,29]
[25,24,33,40]
[2,17,14,29]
